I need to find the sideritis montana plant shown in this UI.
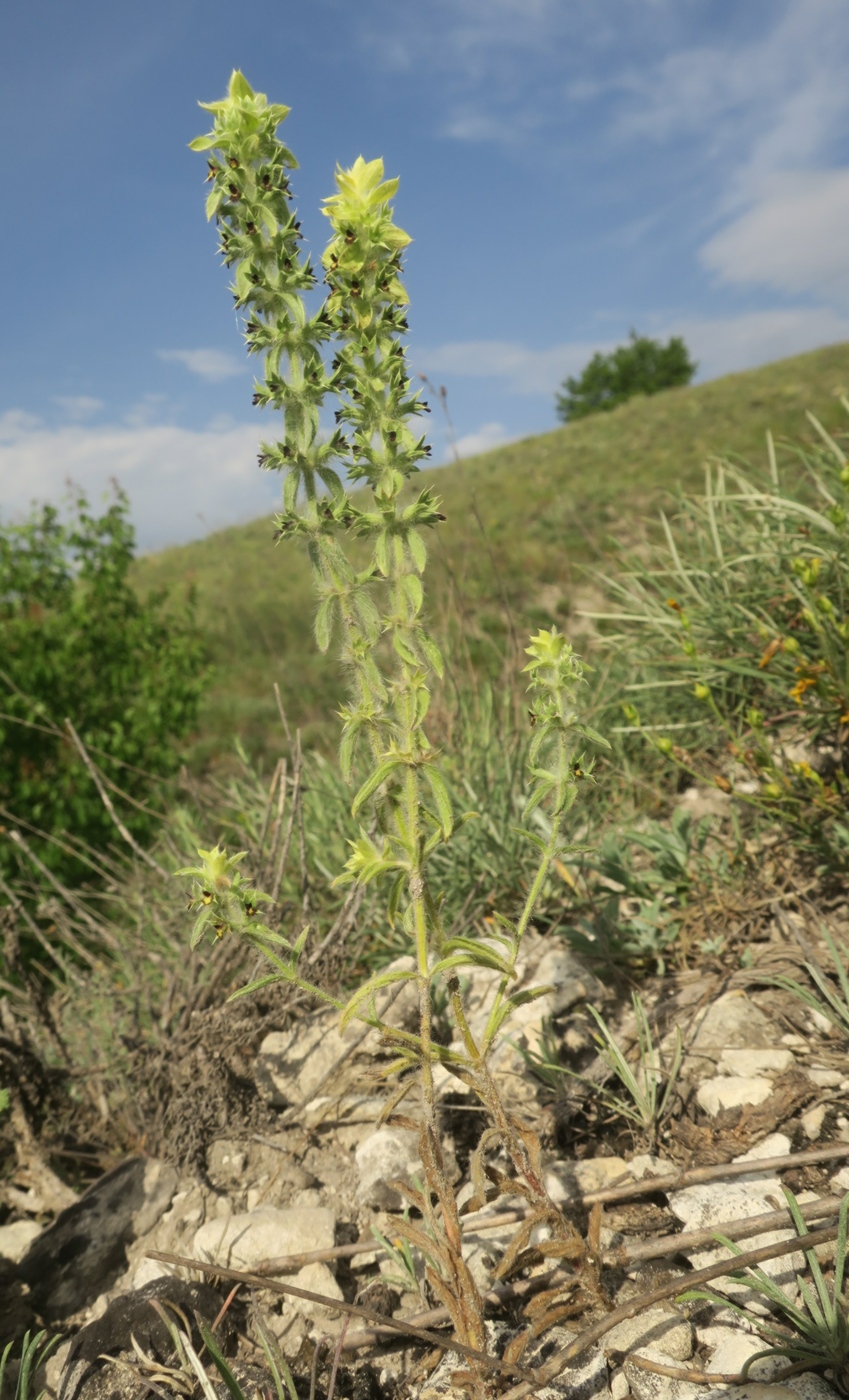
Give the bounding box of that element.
[178,71,608,1390]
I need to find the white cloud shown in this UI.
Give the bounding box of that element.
[669,307,849,381]
[454,422,509,458]
[158,348,245,382]
[0,411,280,552]
[54,395,104,420]
[417,308,849,402]
[416,339,607,396]
[701,170,849,304]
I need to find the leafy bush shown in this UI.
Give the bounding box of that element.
[568,807,729,973]
[555,330,696,423]
[0,487,207,884]
[600,408,849,865]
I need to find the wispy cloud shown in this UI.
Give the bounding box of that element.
[0,411,278,551]
[701,171,849,305]
[158,348,246,382]
[417,307,849,402]
[53,395,104,420]
[667,307,849,380]
[454,421,510,458]
[416,339,606,396]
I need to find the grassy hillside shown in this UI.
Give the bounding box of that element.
[134,341,849,765]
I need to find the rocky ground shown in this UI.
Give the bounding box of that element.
[5,904,849,1400]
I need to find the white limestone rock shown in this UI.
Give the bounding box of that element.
[355,1127,421,1210]
[0,1218,42,1263]
[668,1138,801,1309]
[697,1076,773,1115]
[624,1346,703,1400]
[193,1205,335,1269]
[717,1049,794,1077]
[603,1307,694,1361]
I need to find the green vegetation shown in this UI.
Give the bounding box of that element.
[0,488,207,884]
[603,402,849,866]
[680,1189,849,1390]
[521,991,683,1149]
[555,330,697,422]
[134,342,849,765]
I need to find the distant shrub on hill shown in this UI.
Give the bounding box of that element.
[0,488,207,885]
[556,330,696,422]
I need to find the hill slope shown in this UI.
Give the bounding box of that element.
[133,341,849,763]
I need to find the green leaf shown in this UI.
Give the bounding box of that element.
[229,973,287,1000]
[483,984,555,1049]
[340,968,418,1030]
[513,826,548,852]
[392,631,420,666]
[425,767,453,838]
[419,632,444,677]
[352,756,403,817]
[188,134,218,151]
[573,722,611,749]
[407,529,427,571]
[197,1325,243,1400]
[205,188,224,221]
[401,573,423,613]
[442,940,515,974]
[386,872,407,927]
[315,597,332,652]
[191,907,214,949]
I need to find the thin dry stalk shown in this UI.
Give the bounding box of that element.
[5,828,120,952]
[618,1353,811,1386]
[497,1221,844,1400]
[246,1193,845,1279]
[271,739,301,904]
[263,758,287,888]
[342,1269,573,1351]
[257,758,284,864]
[582,1141,849,1206]
[305,882,365,968]
[144,1251,537,1384]
[64,718,169,877]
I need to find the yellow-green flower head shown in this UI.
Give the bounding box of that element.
[322,156,407,234]
[195,69,290,131]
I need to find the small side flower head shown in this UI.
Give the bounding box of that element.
[175,845,271,948]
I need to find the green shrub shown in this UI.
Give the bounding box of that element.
[555,330,696,422]
[0,487,207,885]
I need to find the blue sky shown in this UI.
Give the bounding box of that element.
[2,0,849,550]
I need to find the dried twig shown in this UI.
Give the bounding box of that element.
[498,1221,843,1400]
[618,1352,811,1386]
[273,682,293,750]
[4,827,120,950]
[247,1192,845,1280]
[272,738,301,904]
[143,1251,538,1383]
[342,1269,573,1351]
[325,1317,350,1400]
[257,758,284,864]
[263,758,287,888]
[582,1140,849,1207]
[305,883,365,968]
[65,718,169,877]
[606,1193,844,1266]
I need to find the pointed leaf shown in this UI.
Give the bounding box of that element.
[352,756,403,817]
[425,767,453,838]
